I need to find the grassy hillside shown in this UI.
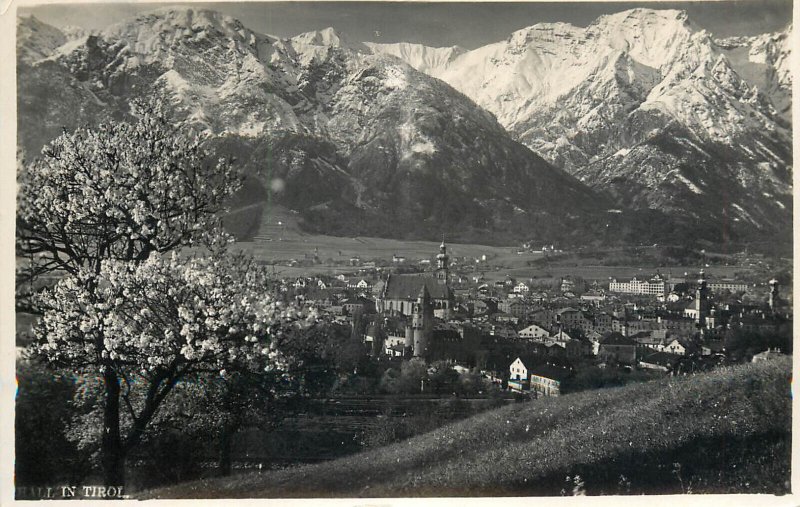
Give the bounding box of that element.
[143,358,791,498]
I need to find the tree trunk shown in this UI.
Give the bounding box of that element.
[217,421,233,477]
[102,367,126,488]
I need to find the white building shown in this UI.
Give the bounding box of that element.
[609,275,666,296]
[518,323,550,340]
[663,338,688,356]
[509,356,533,382]
[708,281,748,293]
[348,279,370,289]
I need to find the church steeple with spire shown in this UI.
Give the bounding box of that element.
[694,269,710,327]
[436,236,449,284]
[378,238,453,322]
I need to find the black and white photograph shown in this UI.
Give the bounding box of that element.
[5,0,796,501]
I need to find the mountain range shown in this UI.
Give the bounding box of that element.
[16,8,793,246]
[370,9,793,236]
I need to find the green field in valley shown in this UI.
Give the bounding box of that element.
[218,203,792,290]
[229,204,522,274]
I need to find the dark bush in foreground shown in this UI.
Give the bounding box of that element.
[15,358,92,488]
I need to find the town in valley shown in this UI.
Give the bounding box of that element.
[12,1,793,498]
[257,238,791,399]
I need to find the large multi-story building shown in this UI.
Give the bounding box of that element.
[708,281,749,293]
[609,274,667,296]
[498,298,530,319]
[554,308,592,333]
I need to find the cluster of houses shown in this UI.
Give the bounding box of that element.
[274,244,789,398]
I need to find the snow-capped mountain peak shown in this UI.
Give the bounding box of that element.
[586,8,698,70]
[15,7,792,243]
[17,6,624,246]
[106,7,246,36]
[293,27,345,46]
[100,7,275,57]
[369,7,791,234]
[291,26,369,54]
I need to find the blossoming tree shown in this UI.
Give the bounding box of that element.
[138,317,343,478]
[18,102,313,487]
[34,249,318,486]
[17,101,238,277]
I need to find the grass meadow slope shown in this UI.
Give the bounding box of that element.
[144,357,791,498]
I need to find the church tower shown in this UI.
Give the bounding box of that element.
[412,285,433,358]
[436,239,449,284]
[769,278,779,312]
[694,269,710,327]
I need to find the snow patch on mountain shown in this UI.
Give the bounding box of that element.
[291,27,368,65]
[715,25,792,121]
[731,203,761,227]
[672,171,704,194]
[366,42,465,74]
[158,68,193,94]
[382,65,408,90]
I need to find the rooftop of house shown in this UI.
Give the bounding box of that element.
[752,349,786,360]
[631,332,660,343]
[600,332,637,346]
[380,315,410,335]
[529,364,573,382]
[639,351,681,366]
[432,328,462,341]
[512,354,540,369]
[734,315,783,327]
[666,337,698,348]
[382,273,451,300]
[521,323,548,330]
[662,314,696,322]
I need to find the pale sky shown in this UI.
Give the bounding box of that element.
[18,1,793,49]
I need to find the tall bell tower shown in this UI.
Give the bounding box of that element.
[694,269,710,328]
[769,278,779,312]
[412,285,433,358]
[436,238,449,284]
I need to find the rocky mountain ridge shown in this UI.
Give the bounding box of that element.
[369,9,793,238]
[19,8,638,246]
[16,8,792,245]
